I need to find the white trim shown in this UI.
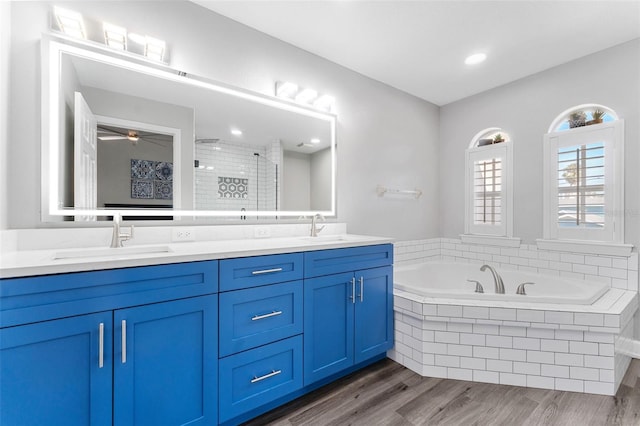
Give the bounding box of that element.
[464,141,513,237]
[542,121,624,244]
[460,234,521,247]
[536,239,633,257]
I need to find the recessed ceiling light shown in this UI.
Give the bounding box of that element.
[310,138,320,144]
[465,53,487,65]
[231,129,242,136]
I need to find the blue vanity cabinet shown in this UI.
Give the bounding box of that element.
[0,260,218,426]
[218,253,305,424]
[0,312,114,426]
[303,245,393,385]
[114,294,218,426]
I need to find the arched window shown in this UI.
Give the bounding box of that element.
[464,128,514,239]
[542,105,624,246]
[548,104,618,133]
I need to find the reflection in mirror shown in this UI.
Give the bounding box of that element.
[44,36,336,221]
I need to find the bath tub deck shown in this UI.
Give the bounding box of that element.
[389,261,638,396]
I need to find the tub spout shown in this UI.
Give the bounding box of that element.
[480,264,505,294]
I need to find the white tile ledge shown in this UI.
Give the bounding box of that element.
[394,288,637,316]
[460,234,521,247]
[536,239,633,257]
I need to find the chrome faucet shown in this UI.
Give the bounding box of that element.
[110,213,134,248]
[480,264,505,294]
[310,214,325,237]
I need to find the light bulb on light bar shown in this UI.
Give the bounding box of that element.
[313,94,335,112]
[144,36,166,62]
[295,88,318,105]
[276,81,298,99]
[103,23,127,50]
[54,7,87,39]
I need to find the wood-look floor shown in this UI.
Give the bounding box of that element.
[244,358,640,425]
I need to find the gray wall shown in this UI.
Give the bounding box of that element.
[6,1,440,240]
[0,2,10,229]
[310,147,332,211]
[282,151,311,211]
[439,39,640,247]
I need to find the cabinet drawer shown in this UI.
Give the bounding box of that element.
[0,261,218,328]
[219,253,303,291]
[219,335,303,423]
[219,281,303,357]
[304,244,393,278]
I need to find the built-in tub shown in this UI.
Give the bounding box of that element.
[394,261,609,305]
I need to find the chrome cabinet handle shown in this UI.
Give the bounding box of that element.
[251,267,283,275]
[250,369,282,383]
[98,323,104,369]
[121,320,127,364]
[350,277,356,304]
[251,310,283,321]
[359,276,364,302]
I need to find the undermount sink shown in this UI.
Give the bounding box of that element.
[298,235,350,243]
[53,245,173,260]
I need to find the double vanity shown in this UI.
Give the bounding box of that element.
[0,235,394,425]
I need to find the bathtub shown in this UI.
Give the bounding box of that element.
[394,261,609,305]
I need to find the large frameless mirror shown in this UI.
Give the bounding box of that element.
[42,36,336,221]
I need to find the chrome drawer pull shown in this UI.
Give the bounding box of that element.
[359,276,364,302]
[251,369,282,384]
[98,323,104,368]
[251,310,283,321]
[350,277,356,304]
[251,267,283,275]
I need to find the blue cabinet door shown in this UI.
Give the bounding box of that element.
[303,272,355,385]
[0,312,113,426]
[113,295,218,426]
[354,266,394,364]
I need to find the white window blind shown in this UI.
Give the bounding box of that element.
[557,142,605,229]
[473,158,502,225]
[465,142,511,237]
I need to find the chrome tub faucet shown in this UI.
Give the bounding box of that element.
[480,264,505,294]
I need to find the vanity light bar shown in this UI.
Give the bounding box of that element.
[103,23,127,51]
[54,7,87,39]
[275,81,335,113]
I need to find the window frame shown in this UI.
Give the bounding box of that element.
[542,120,624,243]
[464,141,513,238]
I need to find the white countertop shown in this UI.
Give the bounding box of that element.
[0,234,392,279]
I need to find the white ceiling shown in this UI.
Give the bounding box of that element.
[193,1,640,106]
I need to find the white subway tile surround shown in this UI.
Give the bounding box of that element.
[390,238,639,395]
